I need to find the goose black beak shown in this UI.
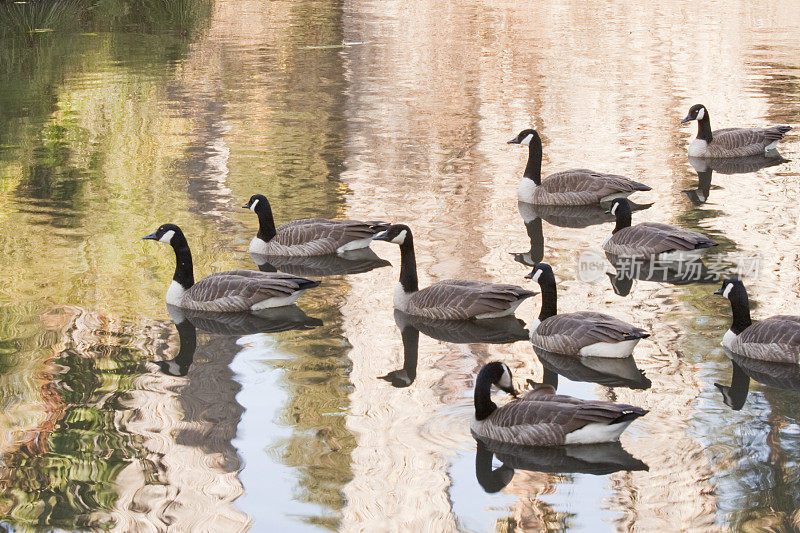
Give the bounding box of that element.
[714,287,724,295]
[507,136,521,144]
[372,231,390,241]
[242,202,251,209]
[142,232,158,240]
[680,116,693,124]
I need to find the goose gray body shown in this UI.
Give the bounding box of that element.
[400,279,536,321]
[144,224,320,313]
[508,129,650,206]
[374,225,536,320]
[472,375,647,447]
[530,312,649,358]
[525,263,648,358]
[682,104,791,158]
[603,198,716,260]
[253,247,390,277]
[243,194,388,257]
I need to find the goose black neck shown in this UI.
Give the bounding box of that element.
[171,234,195,290]
[398,234,419,293]
[474,372,498,421]
[526,218,544,264]
[537,272,558,321]
[696,112,713,143]
[612,209,632,233]
[172,320,197,375]
[523,135,543,185]
[727,360,750,410]
[400,326,419,381]
[256,203,277,242]
[542,367,559,388]
[729,292,752,334]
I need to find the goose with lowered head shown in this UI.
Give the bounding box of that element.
[603,198,716,260]
[372,224,536,320]
[525,263,649,357]
[681,104,791,158]
[470,362,647,446]
[143,224,319,312]
[243,194,388,257]
[507,129,650,205]
[715,278,800,363]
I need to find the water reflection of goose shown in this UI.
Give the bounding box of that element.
[167,304,322,336]
[471,362,647,446]
[604,198,716,260]
[143,224,320,312]
[684,155,789,205]
[474,438,648,492]
[507,129,650,205]
[157,318,198,377]
[715,279,800,363]
[380,311,529,388]
[524,263,648,358]
[605,252,720,297]
[372,225,536,320]
[253,247,390,277]
[242,194,388,256]
[715,349,800,411]
[512,201,651,267]
[681,104,791,158]
[531,346,651,390]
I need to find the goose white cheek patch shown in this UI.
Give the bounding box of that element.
[696,108,705,121]
[249,199,260,212]
[530,269,543,282]
[722,284,733,299]
[391,230,407,244]
[521,133,534,146]
[610,203,618,216]
[498,366,512,389]
[159,230,176,244]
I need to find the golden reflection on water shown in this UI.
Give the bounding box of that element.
[1,0,800,530]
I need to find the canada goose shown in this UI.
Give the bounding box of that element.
[531,347,651,390]
[507,129,650,205]
[715,349,800,410]
[471,362,647,446]
[255,247,390,277]
[681,104,791,158]
[475,438,647,492]
[143,224,320,312]
[242,194,389,256]
[603,198,717,260]
[167,304,322,335]
[524,263,648,357]
[372,224,537,320]
[715,278,800,363]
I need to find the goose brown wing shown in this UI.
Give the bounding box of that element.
[604,222,715,257]
[273,219,382,254]
[539,170,650,204]
[711,127,791,157]
[738,317,800,347]
[183,271,316,311]
[532,312,648,353]
[486,396,646,445]
[406,279,536,320]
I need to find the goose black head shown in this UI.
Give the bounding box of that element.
[714,278,747,301]
[143,223,185,246]
[606,198,632,218]
[242,194,269,212]
[681,104,707,124]
[524,262,554,283]
[479,361,518,397]
[507,128,539,146]
[372,224,412,245]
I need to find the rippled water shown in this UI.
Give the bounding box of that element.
[1,0,800,531]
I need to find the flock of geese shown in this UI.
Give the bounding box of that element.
[144,104,793,474]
